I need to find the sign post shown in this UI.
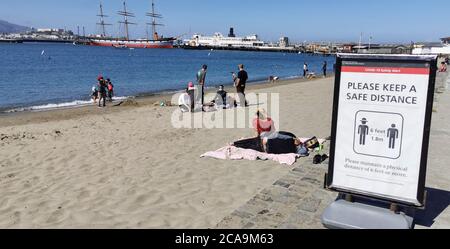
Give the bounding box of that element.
[322,54,437,229]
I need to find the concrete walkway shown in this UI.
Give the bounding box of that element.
[216,73,450,229]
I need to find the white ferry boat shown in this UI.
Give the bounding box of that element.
[186,28,265,48]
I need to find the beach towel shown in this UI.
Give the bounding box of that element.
[200,138,326,166]
[200,145,300,165]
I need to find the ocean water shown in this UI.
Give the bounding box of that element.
[0,43,335,111]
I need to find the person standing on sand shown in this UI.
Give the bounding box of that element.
[106,78,114,102]
[322,61,327,77]
[97,77,107,107]
[233,64,249,107]
[303,63,308,78]
[196,64,208,112]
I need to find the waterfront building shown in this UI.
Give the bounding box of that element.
[412,37,450,55]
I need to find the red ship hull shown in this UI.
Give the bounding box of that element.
[89,39,174,49]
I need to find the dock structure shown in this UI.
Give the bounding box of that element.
[179,44,336,56]
[0,38,23,43]
[180,44,301,53]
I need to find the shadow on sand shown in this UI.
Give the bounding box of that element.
[414,187,450,227]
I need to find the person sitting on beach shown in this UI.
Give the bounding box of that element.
[268,76,279,83]
[232,131,308,156]
[211,85,236,109]
[179,82,196,112]
[91,85,99,104]
[252,109,275,136]
[106,78,114,102]
[306,71,317,79]
[204,85,237,110]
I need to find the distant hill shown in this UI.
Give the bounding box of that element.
[0,20,31,34]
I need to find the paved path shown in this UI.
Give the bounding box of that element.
[216,143,336,229]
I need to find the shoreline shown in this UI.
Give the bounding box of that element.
[0,74,333,128]
[0,73,326,114]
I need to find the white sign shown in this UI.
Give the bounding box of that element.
[328,54,437,206]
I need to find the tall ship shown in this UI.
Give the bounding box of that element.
[89,0,175,49]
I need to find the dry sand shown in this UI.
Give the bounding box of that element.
[0,77,334,228]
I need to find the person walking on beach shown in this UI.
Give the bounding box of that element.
[322,61,328,77]
[97,76,107,107]
[196,64,208,112]
[106,78,114,102]
[303,63,308,78]
[233,64,249,107]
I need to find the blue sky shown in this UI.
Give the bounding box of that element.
[1,0,448,43]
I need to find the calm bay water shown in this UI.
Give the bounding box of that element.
[0,43,335,111]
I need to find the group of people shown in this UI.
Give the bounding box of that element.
[179,64,249,112]
[302,61,328,78]
[91,76,114,107]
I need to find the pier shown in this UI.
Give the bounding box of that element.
[179,44,335,56]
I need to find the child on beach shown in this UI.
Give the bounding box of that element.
[91,85,99,103]
[107,78,114,102]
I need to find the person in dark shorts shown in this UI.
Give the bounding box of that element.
[97,77,107,107]
[233,64,248,107]
[196,64,207,111]
[106,78,114,102]
[322,61,327,77]
[233,131,307,155]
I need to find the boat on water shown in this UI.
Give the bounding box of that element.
[0,38,24,44]
[88,0,176,49]
[185,28,265,48]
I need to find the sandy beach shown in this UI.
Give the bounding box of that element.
[0,76,334,228]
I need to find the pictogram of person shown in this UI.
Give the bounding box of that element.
[387,124,399,149]
[358,118,369,145]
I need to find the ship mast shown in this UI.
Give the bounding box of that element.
[96,1,111,37]
[117,1,136,40]
[146,0,164,40]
